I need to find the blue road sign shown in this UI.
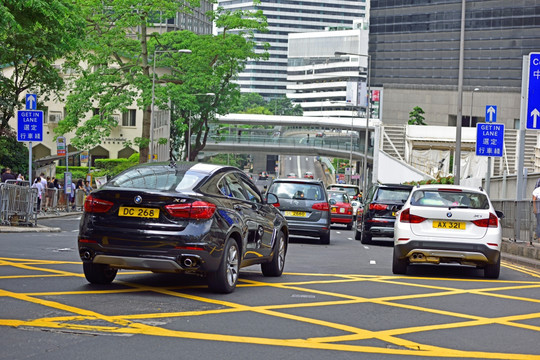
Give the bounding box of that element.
[476,123,504,157]
[26,94,37,110]
[526,52,540,129]
[485,105,497,123]
[17,110,43,142]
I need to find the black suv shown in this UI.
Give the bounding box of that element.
[355,183,413,244]
[267,178,331,244]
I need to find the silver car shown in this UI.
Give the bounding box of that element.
[268,179,331,244]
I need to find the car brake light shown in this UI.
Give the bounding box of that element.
[399,208,426,223]
[165,201,216,219]
[272,202,280,208]
[84,194,114,213]
[472,212,498,228]
[369,203,388,210]
[312,202,329,211]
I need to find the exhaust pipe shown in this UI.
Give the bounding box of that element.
[183,258,193,267]
[81,250,93,260]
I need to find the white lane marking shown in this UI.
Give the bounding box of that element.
[363,246,369,249]
[305,157,309,161]
[297,155,302,179]
[370,260,376,265]
[336,231,341,235]
[347,237,353,241]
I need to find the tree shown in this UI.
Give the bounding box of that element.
[408,106,427,125]
[0,0,85,134]
[267,97,303,116]
[56,0,267,163]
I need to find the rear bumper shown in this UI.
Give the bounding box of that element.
[395,240,500,265]
[287,220,330,238]
[331,214,353,224]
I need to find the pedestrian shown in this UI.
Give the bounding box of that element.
[1,167,16,182]
[53,178,61,189]
[84,180,93,195]
[32,176,44,212]
[533,184,540,243]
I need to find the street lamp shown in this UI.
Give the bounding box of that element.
[150,49,192,162]
[470,87,480,127]
[187,93,215,161]
[335,51,371,193]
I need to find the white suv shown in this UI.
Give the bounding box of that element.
[393,184,503,278]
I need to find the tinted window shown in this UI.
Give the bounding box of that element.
[218,174,247,200]
[238,176,262,203]
[269,182,324,201]
[108,165,204,191]
[410,190,489,209]
[375,188,411,202]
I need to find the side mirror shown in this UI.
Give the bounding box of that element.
[329,199,337,205]
[495,210,505,219]
[266,193,279,205]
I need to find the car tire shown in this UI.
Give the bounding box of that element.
[484,254,501,279]
[392,248,408,275]
[320,231,330,245]
[355,228,362,240]
[208,237,240,293]
[83,262,117,284]
[360,229,372,244]
[346,222,353,230]
[261,231,286,277]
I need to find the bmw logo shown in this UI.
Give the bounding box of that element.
[134,195,142,204]
[446,212,452,218]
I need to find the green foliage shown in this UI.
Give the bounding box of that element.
[56,0,268,164]
[0,132,28,175]
[0,0,85,133]
[408,106,427,125]
[56,166,92,182]
[90,153,140,178]
[404,176,454,186]
[207,154,248,169]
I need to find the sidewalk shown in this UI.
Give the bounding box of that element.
[0,211,82,233]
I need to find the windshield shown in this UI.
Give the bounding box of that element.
[375,188,411,202]
[410,189,489,209]
[269,182,324,200]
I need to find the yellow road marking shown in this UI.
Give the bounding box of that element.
[0,257,538,359]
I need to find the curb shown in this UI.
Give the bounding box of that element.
[0,224,61,233]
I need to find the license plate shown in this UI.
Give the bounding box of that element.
[119,206,160,218]
[285,211,306,217]
[331,207,337,213]
[432,220,465,230]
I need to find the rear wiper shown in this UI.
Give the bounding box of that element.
[448,205,470,209]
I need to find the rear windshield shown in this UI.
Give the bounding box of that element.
[375,188,411,202]
[329,186,359,197]
[410,189,489,209]
[329,192,349,203]
[269,182,324,200]
[107,166,204,191]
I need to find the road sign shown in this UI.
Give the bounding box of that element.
[485,105,497,123]
[57,136,66,156]
[17,110,43,142]
[526,52,540,129]
[26,94,37,110]
[476,123,504,157]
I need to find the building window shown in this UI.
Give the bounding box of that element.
[122,109,136,127]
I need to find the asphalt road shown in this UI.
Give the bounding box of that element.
[1,216,539,360]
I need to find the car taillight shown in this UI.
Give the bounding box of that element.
[472,212,498,228]
[399,208,426,223]
[312,202,329,211]
[84,194,113,213]
[369,203,388,211]
[165,201,216,219]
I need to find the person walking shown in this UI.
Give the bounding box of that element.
[532,184,540,244]
[32,176,44,213]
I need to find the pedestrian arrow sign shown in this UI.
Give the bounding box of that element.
[526,52,540,129]
[486,105,497,123]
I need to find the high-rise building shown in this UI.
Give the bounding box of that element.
[369,0,540,128]
[217,0,368,99]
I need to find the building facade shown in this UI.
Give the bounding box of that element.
[369,0,540,129]
[287,24,371,117]
[217,0,368,99]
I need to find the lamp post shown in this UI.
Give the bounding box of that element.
[187,93,215,161]
[335,51,371,193]
[470,87,480,127]
[150,49,191,162]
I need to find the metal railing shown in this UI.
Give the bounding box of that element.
[0,181,38,226]
[492,200,538,245]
